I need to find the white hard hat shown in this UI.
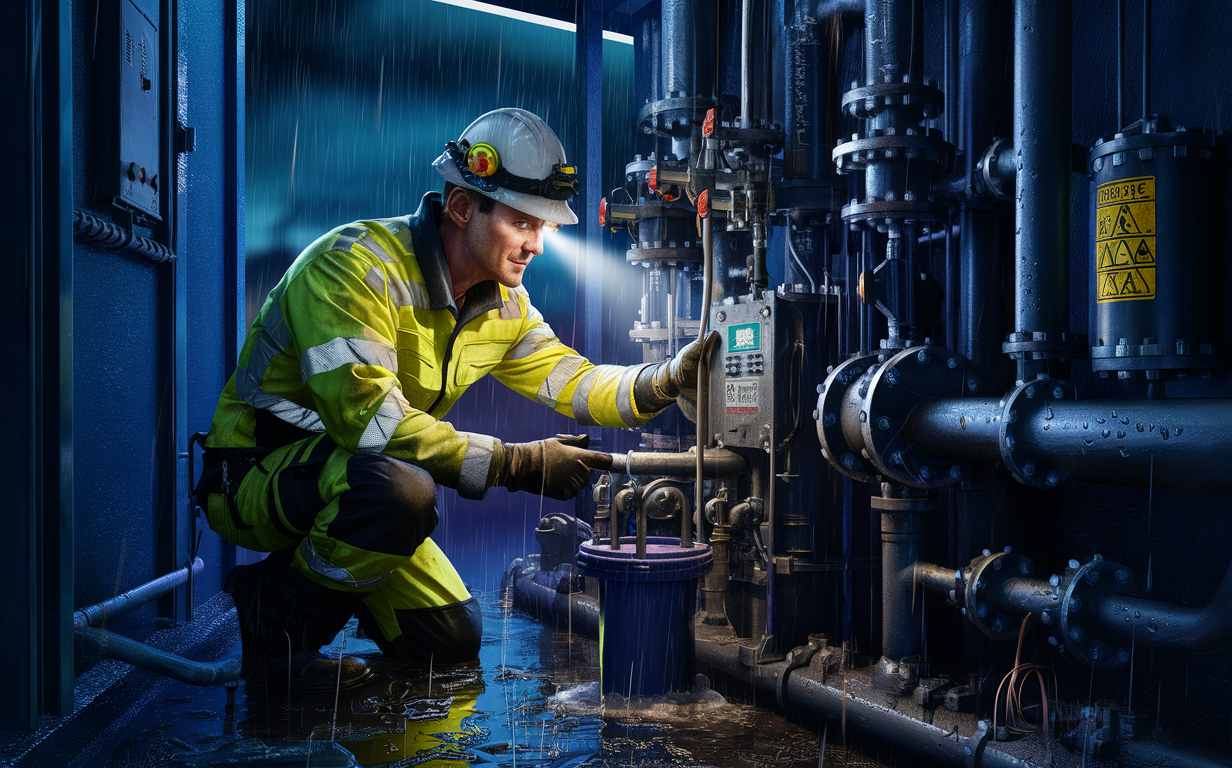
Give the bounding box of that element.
[433,108,580,226]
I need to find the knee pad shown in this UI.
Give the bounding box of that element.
[327,454,439,557]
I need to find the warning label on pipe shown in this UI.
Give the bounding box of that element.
[1095,176,1156,303]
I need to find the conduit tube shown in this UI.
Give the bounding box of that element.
[76,626,240,686]
[74,557,205,630]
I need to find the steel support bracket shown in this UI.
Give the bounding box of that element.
[963,719,991,768]
[774,633,828,710]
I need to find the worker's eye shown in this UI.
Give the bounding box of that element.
[514,221,530,230]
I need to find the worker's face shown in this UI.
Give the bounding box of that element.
[463,197,558,289]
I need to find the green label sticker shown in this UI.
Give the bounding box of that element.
[729,323,760,352]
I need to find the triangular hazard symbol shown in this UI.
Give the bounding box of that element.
[1097,242,1115,269]
[1099,273,1120,299]
[1120,271,1140,296]
[1097,212,1112,239]
[1133,239,1155,264]
[1113,239,1134,266]
[1114,204,1142,236]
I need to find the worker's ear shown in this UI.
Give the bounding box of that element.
[445,187,474,229]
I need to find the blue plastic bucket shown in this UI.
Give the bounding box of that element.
[577,536,713,699]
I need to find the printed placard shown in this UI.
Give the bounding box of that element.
[1095,176,1157,303]
[728,323,760,353]
[726,380,759,414]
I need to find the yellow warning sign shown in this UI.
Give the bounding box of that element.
[1095,176,1156,303]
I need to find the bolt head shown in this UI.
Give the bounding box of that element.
[1053,386,1065,400]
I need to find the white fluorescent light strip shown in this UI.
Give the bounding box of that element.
[431,0,634,44]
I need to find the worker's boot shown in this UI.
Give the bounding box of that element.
[224,549,372,693]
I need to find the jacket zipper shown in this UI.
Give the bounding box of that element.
[427,317,465,416]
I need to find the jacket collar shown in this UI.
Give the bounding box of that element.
[408,192,503,322]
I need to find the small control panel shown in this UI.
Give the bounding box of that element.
[710,295,776,449]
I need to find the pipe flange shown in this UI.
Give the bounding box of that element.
[978,137,1013,202]
[625,247,703,265]
[861,345,981,489]
[840,82,945,120]
[637,95,713,129]
[816,354,881,483]
[999,378,1076,488]
[833,133,954,173]
[1058,558,1143,668]
[962,552,1037,641]
[839,199,945,229]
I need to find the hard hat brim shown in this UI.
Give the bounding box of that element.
[435,154,579,226]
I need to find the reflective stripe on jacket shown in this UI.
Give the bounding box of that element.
[206,192,661,499]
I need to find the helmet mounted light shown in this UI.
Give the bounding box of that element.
[444,140,580,202]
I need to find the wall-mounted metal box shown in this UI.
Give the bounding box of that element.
[97,0,161,220]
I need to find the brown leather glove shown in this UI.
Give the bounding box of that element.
[500,434,609,500]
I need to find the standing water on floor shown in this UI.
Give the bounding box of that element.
[102,590,833,767]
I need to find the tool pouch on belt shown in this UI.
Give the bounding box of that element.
[194,448,269,547]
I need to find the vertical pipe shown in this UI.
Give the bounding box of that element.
[879,509,926,662]
[741,0,753,125]
[1141,0,1150,121]
[958,0,1006,376]
[661,0,695,98]
[1013,0,1072,377]
[1117,0,1125,130]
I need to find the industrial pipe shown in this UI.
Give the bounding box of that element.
[1009,0,1074,379]
[606,447,747,480]
[905,396,1232,494]
[74,557,205,630]
[694,638,1032,768]
[76,626,240,686]
[1093,555,1232,653]
[875,492,934,664]
[509,570,600,639]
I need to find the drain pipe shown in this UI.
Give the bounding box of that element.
[76,626,240,686]
[74,557,205,630]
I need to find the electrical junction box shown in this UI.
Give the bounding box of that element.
[707,291,828,452]
[97,0,161,220]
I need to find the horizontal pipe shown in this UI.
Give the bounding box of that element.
[511,572,599,639]
[993,576,1060,616]
[74,557,205,630]
[606,447,748,478]
[1093,556,1232,653]
[913,561,958,594]
[76,626,240,686]
[905,398,1003,462]
[1016,399,1232,493]
[695,638,1031,767]
[905,397,1232,493]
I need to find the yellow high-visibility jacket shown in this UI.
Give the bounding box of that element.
[206,193,661,499]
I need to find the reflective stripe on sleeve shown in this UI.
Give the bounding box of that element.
[570,367,605,427]
[364,266,429,309]
[505,331,564,361]
[536,356,586,408]
[456,432,498,499]
[297,538,390,590]
[615,364,648,426]
[301,337,399,383]
[356,390,409,453]
[235,299,328,432]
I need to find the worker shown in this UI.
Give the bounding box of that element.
[195,108,702,692]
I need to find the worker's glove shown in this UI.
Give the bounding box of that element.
[635,340,705,413]
[500,434,608,500]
